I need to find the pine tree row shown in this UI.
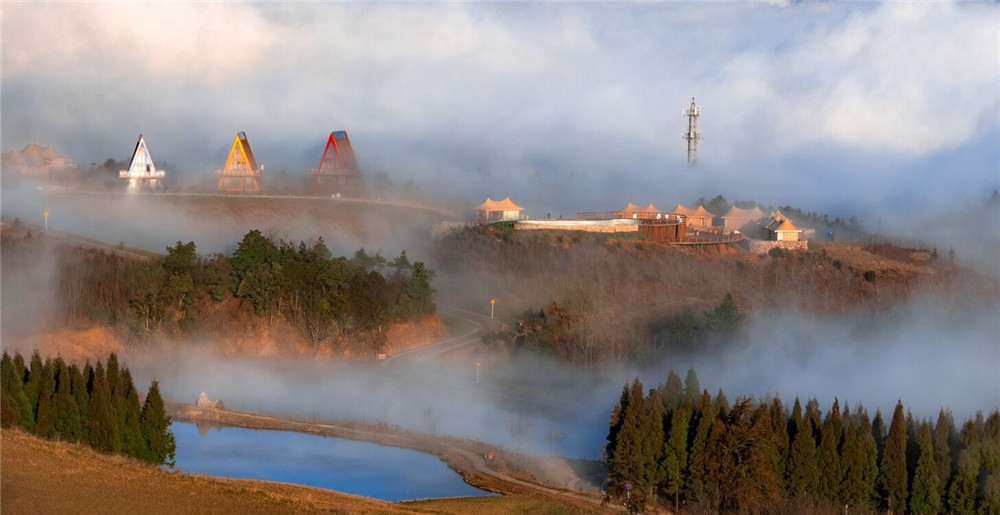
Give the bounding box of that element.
[605,369,1000,514]
[0,350,175,466]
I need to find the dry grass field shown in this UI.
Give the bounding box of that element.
[1,429,611,514]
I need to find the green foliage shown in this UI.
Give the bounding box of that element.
[604,378,663,511]
[140,380,175,466]
[787,407,819,498]
[661,400,692,511]
[163,241,197,278]
[910,422,942,514]
[947,449,980,514]
[230,229,279,285]
[602,372,999,512]
[816,398,843,500]
[703,293,745,335]
[881,401,909,513]
[684,368,700,408]
[202,253,233,302]
[2,351,171,465]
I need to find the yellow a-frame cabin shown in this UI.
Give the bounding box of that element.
[215,131,261,193]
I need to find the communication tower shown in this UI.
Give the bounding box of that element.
[683,97,702,167]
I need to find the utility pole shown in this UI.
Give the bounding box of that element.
[683,97,702,167]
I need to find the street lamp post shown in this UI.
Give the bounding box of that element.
[490,298,495,319]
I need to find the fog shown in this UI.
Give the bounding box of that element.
[2,1,998,463]
[3,2,997,221]
[108,293,997,460]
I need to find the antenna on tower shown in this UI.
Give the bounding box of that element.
[683,97,702,167]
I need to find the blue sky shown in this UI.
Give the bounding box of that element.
[3,2,997,220]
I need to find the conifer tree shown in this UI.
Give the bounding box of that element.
[34,358,56,438]
[662,370,684,410]
[662,400,692,512]
[770,396,789,482]
[120,368,145,458]
[703,417,728,512]
[934,409,956,499]
[714,388,730,422]
[857,408,880,510]
[73,363,92,440]
[873,408,886,464]
[805,398,823,441]
[88,363,118,452]
[946,449,979,515]
[684,367,700,408]
[0,351,31,429]
[0,351,15,427]
[605,384,631,469]
[840,414,867,508]
[12,352,34,429]
[909,422,942,514]
[106,353,126,453]
[816,398,843,501]
[140,380,175,466]
[979,472,1000,515]
[24,350,44,427]
[787,409,819,498]
[788,396,803,445]
[686,390,715,501]
[906,410,920,489]
[52,358,82,441]
[881,401,909,514]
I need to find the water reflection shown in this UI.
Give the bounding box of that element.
[171,422,498,502]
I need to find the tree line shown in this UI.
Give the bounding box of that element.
[483,294,745,363]
[27,226,435,353]
[605,369,1000,514]
[1,350,175,466]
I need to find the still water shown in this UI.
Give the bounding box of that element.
[171,422,498,502]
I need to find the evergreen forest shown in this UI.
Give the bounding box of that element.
[0,350,176,466]
[604,369,1000,514]
[1,224,436,353]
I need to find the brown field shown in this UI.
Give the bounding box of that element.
[1,428,612,514]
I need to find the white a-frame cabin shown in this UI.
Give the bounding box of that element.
[119,134,166,192]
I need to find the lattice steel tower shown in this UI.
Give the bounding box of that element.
[683,97,702,167]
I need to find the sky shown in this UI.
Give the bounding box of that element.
[2,1,998,220]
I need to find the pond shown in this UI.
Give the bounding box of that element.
[170,422,498,502]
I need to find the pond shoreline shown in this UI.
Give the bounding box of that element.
[166,401,607,509]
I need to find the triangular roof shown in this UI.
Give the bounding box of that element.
[774,219,800,231]
[4,149,26,166]
[641,203,659,214]
[122,134,159,177]
[476,197,523,211]
[619,202,643,214]
[475,198,498,211]
[221,131,259,175]
[670,204,713,218]
[493,197,523,211]
[722,205,764,219]
[317,130,360,177]
[41,145,62,161]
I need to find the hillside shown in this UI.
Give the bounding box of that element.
[1,427,608,514]
[432,226,999,362]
